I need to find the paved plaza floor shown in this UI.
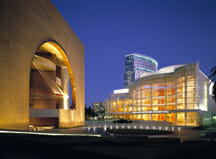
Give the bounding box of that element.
[1,122,216,158]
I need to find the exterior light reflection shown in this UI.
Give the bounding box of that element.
[178,127,181,132]
[63,93,69,109]
[0,130,101,137]
[172,127,175,131]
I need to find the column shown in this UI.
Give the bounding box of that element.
[141,84,143,120]
[185,74,187,126]
[175,77,178,125]
[150,83,153,121]
[123,99,126,119]
[165,81,167,121]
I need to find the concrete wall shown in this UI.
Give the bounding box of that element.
[0,0,85,129]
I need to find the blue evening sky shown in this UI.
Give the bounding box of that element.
[51,0,216,107]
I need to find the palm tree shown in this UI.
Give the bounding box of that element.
[209,66,216,102]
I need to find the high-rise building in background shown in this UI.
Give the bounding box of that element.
[124,53,158,88]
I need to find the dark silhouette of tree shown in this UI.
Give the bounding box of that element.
[209,66,216,102]
[85,106,96,119]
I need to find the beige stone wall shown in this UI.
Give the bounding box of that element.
[0,0,85,129]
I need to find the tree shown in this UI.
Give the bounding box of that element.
[209,66,216,102]
[85,106,96,120]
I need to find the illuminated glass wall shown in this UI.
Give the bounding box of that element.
[106,64,211,126]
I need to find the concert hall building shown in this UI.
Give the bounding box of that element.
[106,63,215,126]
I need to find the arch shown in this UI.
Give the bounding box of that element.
[0,0,85,130]
[29,41,77,127]
[32,40,77,109]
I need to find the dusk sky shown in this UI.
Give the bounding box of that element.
[51,0,216,107]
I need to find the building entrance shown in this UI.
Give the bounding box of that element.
[29,41,75,128]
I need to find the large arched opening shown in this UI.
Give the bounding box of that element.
[29,41,76,128]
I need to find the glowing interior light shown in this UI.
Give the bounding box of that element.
[134,125,137,129]
[121,125,125,129]
[110,125,113,129]
[113,88,129,94]
[140,125,143,129]
[158,126,161,130]
[116,125,118,129]
[63,93,69,109]
[128,125,131,129]
[203,81,208,111]
[146,125,149,130]
[152,126,155,130]
[165,127,168,131]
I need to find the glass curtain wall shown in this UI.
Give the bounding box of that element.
[108,64,199,126]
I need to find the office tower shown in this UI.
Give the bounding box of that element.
[124,53,158,88]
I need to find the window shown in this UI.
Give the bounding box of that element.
[152,114,165,121]
[187,92,195,98]
[187,80,195,87]
[142,114,151,120]
[142,99,151,105]
[152,98,165,105]
[187,98,197,104]
[187,112,197,126]
[187,103,195,109]
[167,105,175,110]
[177,104,185,110]
[177,87,185,94]
[177,77,185,83]
[177,113,185,125]
[142,106,151,111]
[152,83,165,97]
[167,97,176,104]
[167,82,176,95]
[166,113,176,123]
[142,85,151,97]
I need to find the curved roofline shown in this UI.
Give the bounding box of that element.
[125,53,158,67]
[138,64,186,79]
[157,64,185,73]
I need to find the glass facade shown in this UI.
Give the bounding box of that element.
[124,53,158,88]
[107,63,212,126]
